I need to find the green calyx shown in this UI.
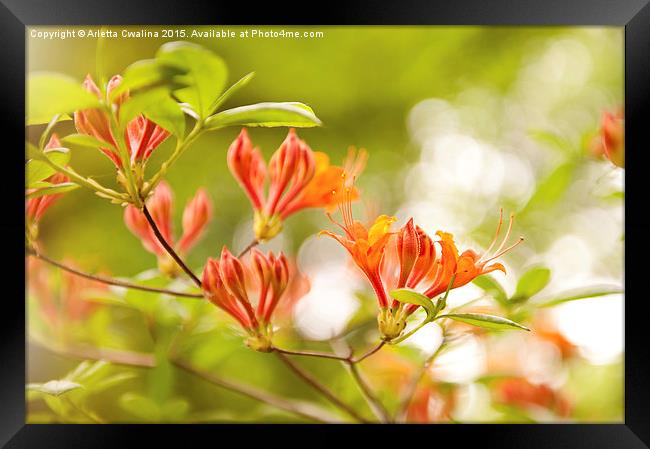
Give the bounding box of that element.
[253,211,283,242]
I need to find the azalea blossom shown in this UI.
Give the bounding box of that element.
[227,128,367,241]
[124,181,211,276]
[75,74,170,170]
[202,247,291,351]
[323,195,522,339]
[587,107,624,168]
[493,377,572,418]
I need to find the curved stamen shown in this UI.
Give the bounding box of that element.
[490,212,515,259]
[483,237,524,263]
[479,208,504,263]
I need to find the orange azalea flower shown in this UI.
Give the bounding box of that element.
[320,188,396,308]
[75,74,170,169]
[124,181,212,276]
[601,108,624,168]
[202,247,290,351]
[587,107,624,168]
[227,128,366,241]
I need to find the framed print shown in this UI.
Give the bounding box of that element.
[2,0,649,447]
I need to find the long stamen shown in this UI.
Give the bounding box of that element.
[326,211,353,239]
[483,237,524,263]
[491,212,515,258]
[479,208,504,262]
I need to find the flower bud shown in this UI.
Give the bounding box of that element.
[178,188,212,253]
[397,218,420,288]
[601,109,624,168]
[227,129,266,210]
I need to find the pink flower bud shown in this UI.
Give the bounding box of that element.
[601,109,624,168]
[178,188,212,253]
[227,129,266,210]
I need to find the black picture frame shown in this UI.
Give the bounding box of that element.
[3,1,648,447]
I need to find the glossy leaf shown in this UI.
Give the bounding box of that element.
[26,148,71,186]
[437,313,530,331]
[62,133,107,150]
[207,71,255,115]
[537,286,623,308]
[473,275,508,305]
[512,267,551,302]
[204,102,322,130]
[26,182,79,199]
[156,41,227,118]
[27,72,100,125]
[112,58,188,99]
[119,87,185,138]
[390,288,436,318]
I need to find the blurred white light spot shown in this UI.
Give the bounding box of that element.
[430,335,486,383]
[293,264,361,341]
[552,294,623,364]
[404,322,443,356]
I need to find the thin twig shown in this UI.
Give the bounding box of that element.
[274,352,370,423]
[347,363,391,423]
[351,341,385,364]
[271,346,351,362]
[237,239,259,258]
[27,250,204,299]
[30,338,156,368]
[172,357,340,423]
[142,204,202,288]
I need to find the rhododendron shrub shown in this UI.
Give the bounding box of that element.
[25,39,623,424]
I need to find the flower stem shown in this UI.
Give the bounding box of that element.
[237,239,259,258]
[27,249,204,299]
[142,204,202,288]
[172,357,340,423]
[351,341,385,363]
[271,346,351,362]
[274,352,370,423]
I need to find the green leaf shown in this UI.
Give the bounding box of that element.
[204,102,322,130]
[119,87,185,138]
[26,148,71,185]
[528,129,574,153]
[156,41,227,118]
[437,313,530,331]
[536,286,623,308]
[521,162,576,213]
[207,71,255,115]
[26,182,79,199]
[27,380,83,396]
[473,275,508,305]
[112,59,189,99]
[511,267,551,302]
[61,133,107,149]
[390,288,436,318]
[27,72,100,125]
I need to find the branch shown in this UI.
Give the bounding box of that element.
[141,204,202,288]
[27,250,204,299]
[172,357,341,423]
[271,346,350,362]
[347,363,391,423]
[274,352,370,423]
[351,341,385,364]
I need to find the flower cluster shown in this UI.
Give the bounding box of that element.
[202,247,291,351]
[228,128,367,241]
[124,181,212,277]
[323,193,522,340]
[75,74,170,191]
